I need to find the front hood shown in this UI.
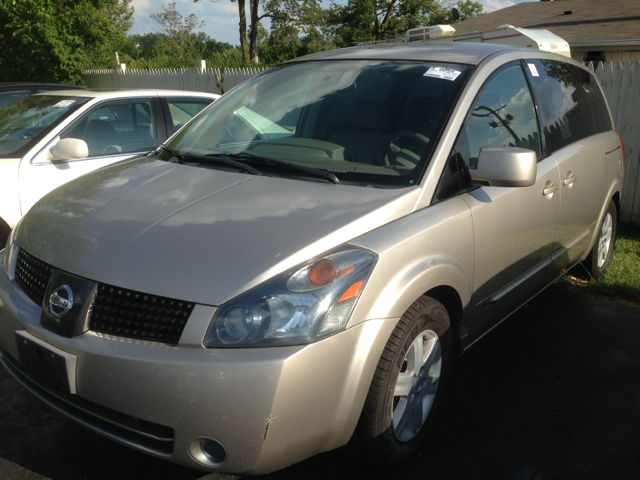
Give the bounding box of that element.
[17,158,419,305]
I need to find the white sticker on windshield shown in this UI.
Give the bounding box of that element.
[527,63,540,77]
[423,66,461,81]
[52,100,76,108]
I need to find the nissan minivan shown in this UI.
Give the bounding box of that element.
[0,42,624,474]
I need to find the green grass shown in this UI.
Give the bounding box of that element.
[557,223,640,307]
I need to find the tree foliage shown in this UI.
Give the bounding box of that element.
[326,0,483,45]
[0,0,133,84]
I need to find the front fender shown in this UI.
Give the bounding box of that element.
[349,195,474,337]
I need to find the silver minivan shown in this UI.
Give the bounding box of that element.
[0,42,624,475]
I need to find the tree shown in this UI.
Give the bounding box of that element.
[237,0,250,62]
[151,2,205,53]
[0,0,133,84]
[195,0,322,64]
[326,0,483,46]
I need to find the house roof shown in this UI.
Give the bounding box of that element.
[452,0,640,44]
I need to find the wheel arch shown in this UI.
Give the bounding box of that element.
[353,256,472,350]
[423,285,464,358]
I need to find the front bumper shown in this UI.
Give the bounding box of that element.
[0,250,397,474]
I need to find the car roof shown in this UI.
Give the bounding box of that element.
[31,89,219,99]
[289,42,516,65]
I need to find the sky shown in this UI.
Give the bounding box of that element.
[128,0,534,47]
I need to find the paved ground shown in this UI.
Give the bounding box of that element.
[1,284,639,480]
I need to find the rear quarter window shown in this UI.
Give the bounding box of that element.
[569,67,613,134]
[524,60,597,153]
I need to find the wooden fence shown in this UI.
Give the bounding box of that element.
[223,67,267,91]
[586,61,640,224]
[82,67,266,95]
[82,62,640,223]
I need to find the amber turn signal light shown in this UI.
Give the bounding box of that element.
[308,259,339,286]
[338,280,363,303]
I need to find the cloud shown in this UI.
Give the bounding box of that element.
[129,0,251,45]
[479,0,522,13]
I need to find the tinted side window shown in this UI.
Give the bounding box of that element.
[524,60,597,153]
[458,64,542,168]
[571,67,613,134]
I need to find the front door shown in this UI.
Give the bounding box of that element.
[19,97,159,215]
[453,62,561,341]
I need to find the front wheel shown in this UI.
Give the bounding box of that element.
[350,295,452,471]
[583,200,617,279]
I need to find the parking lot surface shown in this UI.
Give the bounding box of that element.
[1,284,638,480]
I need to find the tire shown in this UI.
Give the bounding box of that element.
[350,295,452,471]
[583,200,617,279]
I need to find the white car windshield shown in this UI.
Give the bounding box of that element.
[0,95,90,158]
[165,60,473,187]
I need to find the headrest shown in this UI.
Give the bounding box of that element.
[85,119,116,136]
[137,123,154,139]
[351,101,389,131]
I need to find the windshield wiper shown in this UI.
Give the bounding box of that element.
[160,145,264,176]
[208,152,340,184]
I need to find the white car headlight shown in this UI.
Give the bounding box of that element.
[204,246,377,347]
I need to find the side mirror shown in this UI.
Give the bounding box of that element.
[51,138,89,163]
[469,146,537,187]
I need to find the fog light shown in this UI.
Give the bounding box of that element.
[187,437,227,467]
[203,439,226,463]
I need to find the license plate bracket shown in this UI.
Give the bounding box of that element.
[15,330,77,394]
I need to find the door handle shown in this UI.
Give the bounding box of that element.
[543,183,559,196]
[562,173,576,186]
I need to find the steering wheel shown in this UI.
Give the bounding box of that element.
[384,132,429,167]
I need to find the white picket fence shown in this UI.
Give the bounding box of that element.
[82,62,640,223]
[586,61,640,224]
[82,67,267,95]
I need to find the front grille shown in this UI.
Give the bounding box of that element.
[14,248,53,307]
[13,247,195,345]
[89,284,195,344]
[0,349,174,456]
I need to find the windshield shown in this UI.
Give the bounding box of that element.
[165,60,472,186]
[0,95,91,158]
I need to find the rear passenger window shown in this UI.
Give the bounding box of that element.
[457,63,542,168]
[570,68,613,134]
[524,60,597,153]
[166,98,212,133]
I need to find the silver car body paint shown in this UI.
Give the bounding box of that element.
[0,42,624,474]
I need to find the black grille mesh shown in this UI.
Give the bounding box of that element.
[89,284,195,344]
[14,248,53,307]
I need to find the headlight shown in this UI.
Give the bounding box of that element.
[3,218,19,276]
[204,245,377,347]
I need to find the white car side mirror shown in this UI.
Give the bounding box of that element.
[52,138,89,163]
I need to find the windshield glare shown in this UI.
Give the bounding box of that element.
[0,95,90,158]
[167,60,472,186]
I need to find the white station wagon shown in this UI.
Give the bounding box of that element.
[0,89,219,244]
